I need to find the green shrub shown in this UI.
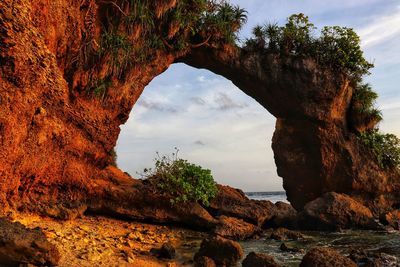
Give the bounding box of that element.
[281,13,315,55]
[143,149,218,206]
[318,26,373,80]
[359,130,400,169]
[245,13,373,80]
[352,83,378,112]
[352,83,382,122]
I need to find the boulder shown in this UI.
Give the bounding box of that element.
[194,236,243,266]
[159,242,175,259]
[381,210,400,230]
[270,227,304,241]
[264,201,298,228]
[208,185,276,226]
[88,182,219,231]
[213,216,260,240]
[0,218,60,266]
[151,242,176,259]
[301,192,378,230]
[300,247,357,267]
[349,250,400,267]
[242,252,281,267]
[194,256,217,267]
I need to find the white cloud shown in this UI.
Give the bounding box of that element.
[358,6,400,47]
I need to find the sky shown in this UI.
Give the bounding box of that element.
[116,0,400,192]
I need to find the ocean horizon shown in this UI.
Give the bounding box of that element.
[245,191,288,203]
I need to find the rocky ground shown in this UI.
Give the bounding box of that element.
[1,209,399,267]
[7,213,206,267]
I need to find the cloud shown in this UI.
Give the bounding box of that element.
[194,140,205,146]
[190,96,206,106]
[214,92,248,111]
[358,6,400,47]
[381,100,400,111]
[137,98,179,113]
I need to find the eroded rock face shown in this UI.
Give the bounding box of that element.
[242,252,282,267]
[381,210,400,230]
[194,236,243,266]
[213,215,260,240]
[0,0,399,227]
[194,256,217,267]
[300,192,378,230]
[0,218,60,266]
[208,185,276,226]
[300,247,357,267]
[264,201,298,228]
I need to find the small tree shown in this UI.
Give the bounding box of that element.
[351,83,382,123]
[143,149,218,206]
[281,13,315,55]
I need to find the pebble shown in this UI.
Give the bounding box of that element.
[8,214,204,266]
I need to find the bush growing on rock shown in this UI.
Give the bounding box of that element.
[359,129,400,169]
[245,13,373,80]
[350,83,382,127]
[143,148,218,206]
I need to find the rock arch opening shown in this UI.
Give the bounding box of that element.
[116,63,283,192]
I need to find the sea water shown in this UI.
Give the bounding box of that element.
[242,192,400,266]
[245,191,289,203]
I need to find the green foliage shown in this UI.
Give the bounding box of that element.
[359,130,400,169]
[95,0,247,80]
[143,149,218,206]
[264,23,281,51]
[245,13,373,80]
[162,0,247,48]
[201,2,247,44]
[281,13,316,55]
[100,30,132,75]
[318,26,374,80]
[87,77,112,100]
[123,0,155,32]
[352,83,382,122]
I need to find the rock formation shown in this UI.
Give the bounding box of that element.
[0,218,60,266]
[242,252,282,267]
[0,0,399,227]
[194,236,243,266]
[300,247,357,267]
[299,192,379,230]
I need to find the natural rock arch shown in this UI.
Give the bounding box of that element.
[178,47,400,211]
[116,62,280,191]
[0,0,398,224]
